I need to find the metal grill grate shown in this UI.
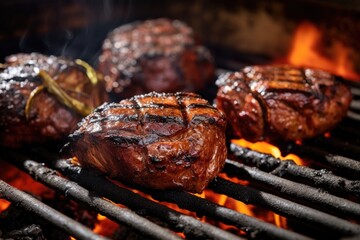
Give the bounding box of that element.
[1,51,360,239]
[1,115,360,240]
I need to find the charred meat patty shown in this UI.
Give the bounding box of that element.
[65,92,227,193]
[216,65,352,142]
[98,18,215,100]
[0,53,108,147]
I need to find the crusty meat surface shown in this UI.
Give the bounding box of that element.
[216,65,352,142]
[98,18,215,100]
[0,53,108,147]
[65,92,227,193]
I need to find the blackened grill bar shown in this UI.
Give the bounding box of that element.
[209,178,360,238]
[332,125,360,144]
[230,144,360,197]
[221,160,360,225]
[1,149,242,240]
[55,158,308,240]
[0,180,109,240]
[132,183,309,240]
[0,134,359,239]
[285,143,360,176]
[225,151,360,220]
[0,64,360,240]
[54,159,258,240]
[307,134,360,159]
[23,160,182,240]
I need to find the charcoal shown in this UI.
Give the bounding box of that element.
[1,224,45,240]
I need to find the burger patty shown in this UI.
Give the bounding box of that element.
[98,18,215,100]
[216,65,352,142]
[64,92,227,193]
[0,53,108,147]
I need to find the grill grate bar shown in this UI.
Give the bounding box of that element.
[1,148,244,240]
[230,144,360,197]
[0,180,109,240]
[142,187,311,240]
[285,143,360,177]
[223,156,360,220]
[210,177,360,238]
[21,159,182,240]
[330,125,360,145]
[55,159,311,240]
[55,159,244,240]
[304,136,360,160]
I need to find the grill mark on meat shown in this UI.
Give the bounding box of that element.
[300,69,308,84]
[97,19,215,100]
[131,98,143,126]
[301,69,324,100]
[105,135,140,145]
[250,90,270,139]
[103,102,214,111]
[216,65,352,142]
[89,114,139,124]
[175,92,189,127]
[144,113,184,124]
[68,131,84,142]
[102,103,178,110]
[186,103,217,110]
[90,92,217,127]
[0,53,109,148]
[0,75,40,83]
[191,115,216,124]
[66,91,227,192]
[262,88,313,97]
[245,69,314,98]
[141,103,178,109]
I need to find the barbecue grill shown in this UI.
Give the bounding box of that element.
[1,1,360,239]
[1,69,359,239]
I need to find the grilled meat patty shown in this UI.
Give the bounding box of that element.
[65,92,227,193]
[0,53,108,147]
[98,18,215,100]
[216,65,352,142]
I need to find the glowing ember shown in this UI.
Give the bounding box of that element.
[0,161,53,197]
[232,139,303,165]
[274,213,288,229]
[0,160,54,214]
[0,156,293,237]
[93,214,119,237]
[0,199,10,212]
[286,21,360,81]
[230,138,303,229]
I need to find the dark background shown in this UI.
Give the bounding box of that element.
[0,0,359,71]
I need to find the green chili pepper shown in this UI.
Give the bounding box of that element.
[39,70,93,117]
[25,85,45,120]
[75,59,98,85]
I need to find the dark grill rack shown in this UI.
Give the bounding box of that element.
[1,52,360,239]
[1,115,360,240]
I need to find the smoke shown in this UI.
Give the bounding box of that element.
[15,0,133,66]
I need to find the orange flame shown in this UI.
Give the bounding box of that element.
[286,21,360,81]
[1,154,295,237]
[232,139,303,165]
[0,161,53,196]
[93,214,119,237]
[0,199,11,212]
[231,138,305,228]
[0,160,55,213]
